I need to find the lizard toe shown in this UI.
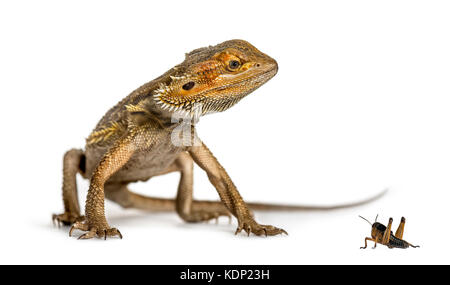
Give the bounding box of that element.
[236,217,288,237]
[69,221,122,240]
[52,212,84,227]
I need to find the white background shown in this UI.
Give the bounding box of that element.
[0,0,449,265]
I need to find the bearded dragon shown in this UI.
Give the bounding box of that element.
[53,39,385,240]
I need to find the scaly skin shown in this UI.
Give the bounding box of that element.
[53,39,385,240]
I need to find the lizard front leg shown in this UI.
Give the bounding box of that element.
[69,132,137,240]
[188,142,287,236]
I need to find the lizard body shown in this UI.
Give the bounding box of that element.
[53,40,384,240]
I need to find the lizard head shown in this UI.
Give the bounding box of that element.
[153,39,278,116]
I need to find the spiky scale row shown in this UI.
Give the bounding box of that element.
[86,121,125,145]
[125,103,150,115]
[169,75,189,81]
[153,80,200,115]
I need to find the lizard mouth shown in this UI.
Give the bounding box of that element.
[212,66,278,92]
[217,68,277,91]
[192,65,278,114]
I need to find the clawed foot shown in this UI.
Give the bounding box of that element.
[69,221,122,240]
[184,210,231,224]
[235,217,287,237]
[52,212,85,227]
[205,210,232,224]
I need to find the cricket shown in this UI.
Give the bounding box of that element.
[359,215,419,249]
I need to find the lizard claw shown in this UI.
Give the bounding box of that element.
[69,221,122,240]
[78,230,97,240]
[52,212,85,227]
[235,217,287,237]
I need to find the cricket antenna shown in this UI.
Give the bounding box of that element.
[375,214,379,222]
[358,215,373,226]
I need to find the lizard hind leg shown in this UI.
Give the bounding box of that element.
[104,152,231,223]
[173,152,231,223]
[104,182,176,211]
[52,149,86,227]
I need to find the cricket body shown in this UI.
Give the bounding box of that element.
[359,216,419,249]
[53,39,385,240]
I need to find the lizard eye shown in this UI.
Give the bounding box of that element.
[228,60,240,70]
[182,81,195,91]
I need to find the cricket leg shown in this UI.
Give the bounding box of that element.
[52,149,86,226]
[188,141,287,236]
[360,237,376,249]
[70,133,137,240]
[104,152,230,222]
[395,217,406,239]
[382,217,393,244]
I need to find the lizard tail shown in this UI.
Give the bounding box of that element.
[190,188,388,212]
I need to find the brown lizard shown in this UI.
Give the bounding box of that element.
[52,39,385,240]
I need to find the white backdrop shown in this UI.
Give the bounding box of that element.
[0,0,449,264]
